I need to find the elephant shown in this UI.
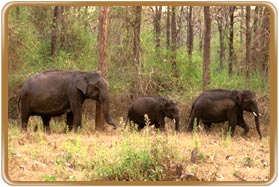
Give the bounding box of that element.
[18,70,117,133]
[187,89,262,139]
[126,96,180,131]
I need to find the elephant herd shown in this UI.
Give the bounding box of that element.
[18,70,262,139]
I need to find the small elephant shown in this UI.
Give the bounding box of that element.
[126,96,180,131]
[18,70,116,133]
[187,89,262,139]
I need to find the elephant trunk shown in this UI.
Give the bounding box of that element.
[100,92,117,129]
[253,107,262,139]
[103,100,117,129]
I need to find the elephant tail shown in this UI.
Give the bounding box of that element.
[124,115,129,128]
[17,95,21,125]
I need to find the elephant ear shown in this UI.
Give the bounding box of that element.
[76,75,88,95]
[235,91,242,106]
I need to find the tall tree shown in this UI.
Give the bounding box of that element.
[133,6,142,65]
[261,7,270,75]
[51,6,60,57]
[228,6,235,76]
[215,7,225,69]
[95,6,109,131]
[166,6,171,50]
[153,6,162,52]
[245,6,251,87]
[170,6,178,76]
[187,6,194,63]
[202,6,211,90]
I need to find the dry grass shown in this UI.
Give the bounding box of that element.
[7,115,270,183]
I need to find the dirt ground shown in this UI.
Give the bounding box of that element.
[6,96,272,184]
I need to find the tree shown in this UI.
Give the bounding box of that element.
[245,6,251,87]
[215,7,225,69]
[153,6,162,55]
[170,6,178,76]
[51,6,60,57]
[95,6,109,131]
[133,6,142,65]
[228,6,235,76]
[187,6,194,63]
[166,6,171,50]
[202,6,211,90]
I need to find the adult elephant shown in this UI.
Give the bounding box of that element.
[18,70,116,133]
[187,89,262,139]
[126,96,180,131]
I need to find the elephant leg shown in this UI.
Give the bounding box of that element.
[70,103,82,131]
[227,112,237,137]
[187,115,195,131]
[238,117,249,136]
[66,112,74,132]
[158,119,166,131]
[21,112,30,132]
[41,116,51,134]
[204,122,212,132]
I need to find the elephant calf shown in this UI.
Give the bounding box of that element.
[127,96,180,131]
[18,70,116,133]
[187,89,262,139]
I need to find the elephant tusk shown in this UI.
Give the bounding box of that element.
[173,119,176,123]
[253,112,258,117]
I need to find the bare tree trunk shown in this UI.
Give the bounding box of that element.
[217,20,224,69]
[153,6,162,58]
[245,6,251,88]
[202,6,211,90]
[171,6,178,76]
[96,6,109,131]
[51,6,59,57]
[187,6,194,63]
[261,7,270,76]
[166,6,171,50]
[228,6,235,76]
[132,6,143,99]
[133,6,142,65]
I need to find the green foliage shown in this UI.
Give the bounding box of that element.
[89,125,179,181]
[8,5,269,121]
[42,175,57,181]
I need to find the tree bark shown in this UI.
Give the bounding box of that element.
[133,6,142,65]
[202,6,211,90]
[51,6,60,57]
[228,6,235,76]
[187,6,194,63]
[166,6,171,50]
[170,6,178,76]
[154,6,162,48]
[96,6,109,131]
[245,6,251,87]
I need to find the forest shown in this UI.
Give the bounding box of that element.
[6,4,272,183]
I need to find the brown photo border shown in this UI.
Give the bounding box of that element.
[1,1,277,186]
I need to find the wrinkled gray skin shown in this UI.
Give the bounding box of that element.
[187,89,261,139]
[18,70,116,133]
[127,96,180,131]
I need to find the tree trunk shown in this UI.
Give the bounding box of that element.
[96,6,109,131]
[228,6,235,76]
[261,7,270,75]
[171,6,178,76]
[202,6,211,90]
[166,6,171,50]
[133,6,142,65]
[245,6,251,87]
[51,6,59,57]
[217,19,224,69]
[187,6,194,63]
[153,6,162,58]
